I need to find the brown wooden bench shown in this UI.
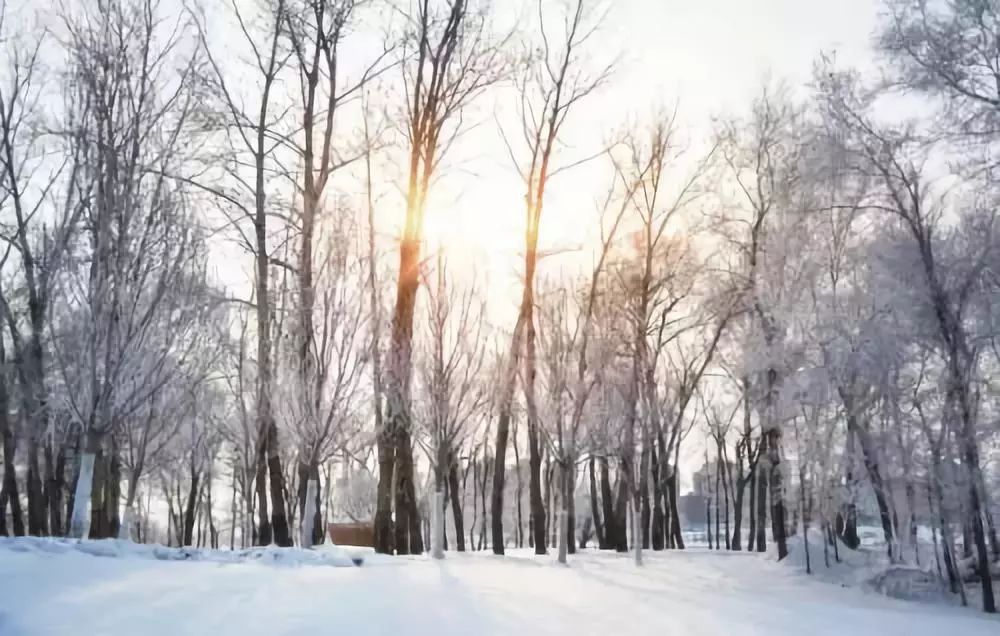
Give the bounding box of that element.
[327,522,374,548]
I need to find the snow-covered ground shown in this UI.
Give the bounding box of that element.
[1,538,997,636]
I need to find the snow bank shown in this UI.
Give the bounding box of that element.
[775,530,955,603]
[0,536,361,567]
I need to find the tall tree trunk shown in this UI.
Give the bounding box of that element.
[843,399,891,555]
[25,437,46,536]
[448,456,465,552]
[599,456,616,550]
[383,230,422,555]
[721,455,731,550]
[589,456,605,549]
[394,429,422,555]
[469,459,478,550]
[544,455,553,546]
[956,385,995,612]
[47,441,66,537]
[732,472,747,551]
[613,468,629,552]
[640,445,651,550]
[298,459,322,547]
[651,444,664,551]
[764,364,788,560]
[374,434,394,553]
[491,313,525,555]
[667,471,684,549]
[1,412,23,536]
[514,425,524,548]
[88,440,107,539]
[183,469,200,546]
[716,460,724,549]
[931,450,959,591]
[566,461,576,555]
[755,436,767,552]
[254,435,271,545]
[527,426,545,555]
[230,468,238,550]
[746,464,756,552]
[266,422,291,546]
[525,290,546,555]
[66,432,81,539]
[479,446,490,551]
[105,447,121,540]
[706,492,713,549]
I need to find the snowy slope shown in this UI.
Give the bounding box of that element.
[1,539,997,636]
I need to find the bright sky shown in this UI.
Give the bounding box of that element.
[411,0,881,324]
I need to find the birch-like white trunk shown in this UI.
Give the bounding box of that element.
[557,509,568,564]
[301,478,319,548]
[432,490,445,559]
[69,452,96,539]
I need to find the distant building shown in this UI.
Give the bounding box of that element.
[691,460,736,498]
[679,493,707,527]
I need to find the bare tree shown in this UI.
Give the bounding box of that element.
[491,0,611,556]
[192,0,294,546]
[717,84,809,559]
[0,0,88,536]
[47,0,206,541]
[416,254,488,558]
[284,0,389,546]
[817,63,997,612]
[375,0,506,555]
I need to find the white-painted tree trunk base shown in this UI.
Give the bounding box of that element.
[69,452,95,540]
[632,503,642,567]
[557,509,568,564]
[432,490,445,559]
[119,505,135,541]
[301,479,319,548]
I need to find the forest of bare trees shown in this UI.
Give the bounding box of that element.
[1,0,999,615]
